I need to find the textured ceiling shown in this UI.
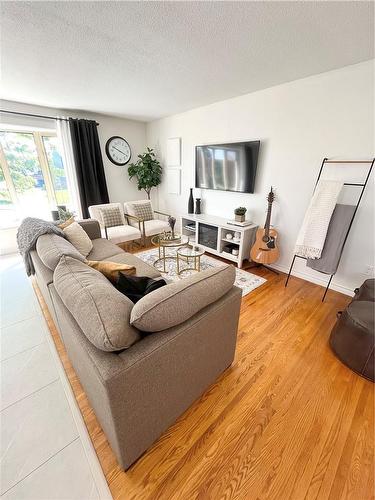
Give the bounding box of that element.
[1,1,373,122]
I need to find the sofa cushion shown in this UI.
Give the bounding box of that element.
[108,252,162,279]
[87,238,124,261]
[144,219,171,237]
[130,264,235,332]
[63,221,93,257]
[106,225,141,244]
[36,233,85,271]
[54,256,140,351]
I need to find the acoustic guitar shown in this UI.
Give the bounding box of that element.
[250,187,280,265]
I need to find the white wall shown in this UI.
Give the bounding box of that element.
[147,61,374,295]
[0,100,148,204]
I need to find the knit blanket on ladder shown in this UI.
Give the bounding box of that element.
[295,180,343,259]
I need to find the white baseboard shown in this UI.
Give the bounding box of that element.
[269,263,354,297]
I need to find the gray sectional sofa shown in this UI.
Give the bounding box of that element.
[31,219,242,469]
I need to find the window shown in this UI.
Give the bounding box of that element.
[0,129,71,228]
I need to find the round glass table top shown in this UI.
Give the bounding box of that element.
[177,245,205,258]
[151,233,189,247]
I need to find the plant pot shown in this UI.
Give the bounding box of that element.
[235,214,245,222]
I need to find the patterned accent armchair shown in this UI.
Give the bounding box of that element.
[88,202,142,245]
[124,200,171,246]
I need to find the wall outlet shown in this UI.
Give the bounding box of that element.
[365,265,375,277]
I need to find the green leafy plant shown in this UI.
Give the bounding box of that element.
[234,207,247,216]
[57,206,75,222]
[128,148,162,199]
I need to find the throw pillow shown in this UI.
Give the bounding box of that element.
[132,202,154,221]
[63,221,93,257]
[116,273,167,303]
[87,260,136,283]
[100,206,123,228]
[130,264,235,332]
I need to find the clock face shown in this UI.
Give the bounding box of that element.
[105,136,131,166]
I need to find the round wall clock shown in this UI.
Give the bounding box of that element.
[105,136,131,166]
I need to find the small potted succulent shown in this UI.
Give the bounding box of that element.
[234,206,247,222]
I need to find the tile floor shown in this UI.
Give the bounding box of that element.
[0,254,111,499]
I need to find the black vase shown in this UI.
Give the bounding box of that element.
[188,188,194,213]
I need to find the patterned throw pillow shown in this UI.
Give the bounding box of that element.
[100,206,123,228]
[132,202,154,221]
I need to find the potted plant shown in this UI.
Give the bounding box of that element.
[234,206,247,222]
[128,147,162,199]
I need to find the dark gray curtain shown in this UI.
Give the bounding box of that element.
[69,118,109,218]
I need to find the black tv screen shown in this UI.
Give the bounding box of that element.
[195,140,260,193]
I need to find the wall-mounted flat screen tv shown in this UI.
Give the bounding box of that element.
[195,140,260,193]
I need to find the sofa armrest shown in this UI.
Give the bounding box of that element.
[78,219,101,240]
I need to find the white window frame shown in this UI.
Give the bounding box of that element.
[0,128,67,226]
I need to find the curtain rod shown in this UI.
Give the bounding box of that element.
[0,109,99,125]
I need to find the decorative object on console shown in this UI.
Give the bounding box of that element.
[286,157,374,302]
[195,199,201,214]
[194,188,202,214]
[128,147,162,199]
[188,188,194,213]
[105,136,131,166]
[168,215,176,237]
[234,207,247,222]
[250,187,279,267]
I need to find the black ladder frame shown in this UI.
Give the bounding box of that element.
[285,157,374,302]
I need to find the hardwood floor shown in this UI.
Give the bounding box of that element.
[33,259,374,500]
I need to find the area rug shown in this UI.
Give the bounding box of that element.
[135,247,266,297]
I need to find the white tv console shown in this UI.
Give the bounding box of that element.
[180,213,258,269]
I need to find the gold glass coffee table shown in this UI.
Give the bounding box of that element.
[177,245,205,275]
[151,233,189,273]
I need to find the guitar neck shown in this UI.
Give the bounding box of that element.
[264,202,273,236]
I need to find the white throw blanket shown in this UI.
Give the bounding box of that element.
[295,180,343,259]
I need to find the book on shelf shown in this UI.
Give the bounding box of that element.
[227,219,255,227]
